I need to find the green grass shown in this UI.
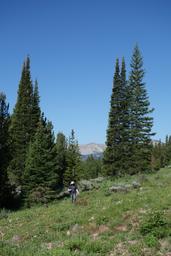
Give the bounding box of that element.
[1,168,171,255]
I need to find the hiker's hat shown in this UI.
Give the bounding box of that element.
[70,181,75,185]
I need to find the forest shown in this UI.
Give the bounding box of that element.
[1,45,171,209]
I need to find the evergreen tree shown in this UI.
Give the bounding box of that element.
[128,45,154,174]
[151,141,165,170]
[55,132,67,189]
[119,58,130,172]
[30,80,41,139]
[82,155,102,179]
[163,135,171,166]
[0,92,11,207]
[0,93,10,171]
[103,58,129,176]
[63,129,82,187]
[8,57,40,185]
[23,116,58,204]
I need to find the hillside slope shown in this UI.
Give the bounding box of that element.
[1,168,171,255]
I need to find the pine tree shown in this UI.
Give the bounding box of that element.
[30,80,41,139]
[103,59,129,176]
[128,45,154,174]
[119,58,130,173]
[0,92,11,207]
[151,140,166,170]
[82,155,102,179]
[55,132,67,189]
[8,57,40,186]
[63,129,82,187]
[23,116,58,204]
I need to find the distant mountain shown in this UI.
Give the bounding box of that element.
[152,139,161,146]
[79,143,106,159]
[79,140,160,160]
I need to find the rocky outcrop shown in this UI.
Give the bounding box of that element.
[109,181,141,193]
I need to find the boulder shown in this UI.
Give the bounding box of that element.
[90,177,105,183]
[78,180,94,191]
[56,190,70,200]
[109,184,131,193]
[132,181,141,189]
[109,181,141,193]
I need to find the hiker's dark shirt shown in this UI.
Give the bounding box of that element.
[68,184,77,195]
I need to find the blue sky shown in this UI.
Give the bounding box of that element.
[0,0,171,144]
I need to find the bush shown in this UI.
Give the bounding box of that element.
[140,211,168,238]
[144,234,159,248]
[27,186,56,206]
[0,208,10,219]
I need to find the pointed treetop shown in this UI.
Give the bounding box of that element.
[121,57,126,82]
[131,44,143,70]
[115,58,120,73]
[33,80,39,97]
[25,55,30,70]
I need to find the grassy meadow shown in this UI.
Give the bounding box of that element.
[1,168,171,255]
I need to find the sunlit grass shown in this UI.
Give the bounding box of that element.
[1,168,171,255]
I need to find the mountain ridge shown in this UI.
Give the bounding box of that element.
[79,143,106,156]
[79,140,161,157]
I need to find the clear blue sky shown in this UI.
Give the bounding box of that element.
[0,0,171,144]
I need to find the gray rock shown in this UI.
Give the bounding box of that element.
[56,190,70,199]
[90,177,105,183]
[109,181,141,193]
[109,185,131,193]
[132,181,141,189]
[78,180,95,191]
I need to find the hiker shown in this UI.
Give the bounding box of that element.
[68,181,79,203]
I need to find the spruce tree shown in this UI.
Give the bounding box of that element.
[128,45,154,174]
[119,58,130,173]
[151,141,164,170]
[23,116,58,204]
[82,155,102,179]
[55,132,67,189]
[30,80,41,139]
[0,92,11,207]
[103,59,129,176]
[63,129,82,187]
[8,57,40,185]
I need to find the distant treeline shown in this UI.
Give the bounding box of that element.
[0,46,170,209]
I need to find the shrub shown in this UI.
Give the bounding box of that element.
[0,208,10,219]
[144,234,159,248]
[140,211,168,238]
[27,186,56,206]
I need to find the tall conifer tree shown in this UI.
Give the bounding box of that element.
[0,92,11,207]
[23,116,59,201]
[63,129,82,187]
[128,45,154,174]
[30,80,41,139]
[55,132,67,189]
[8,57,40,185]
[103,59,129,176]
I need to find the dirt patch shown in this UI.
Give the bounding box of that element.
[129,215,140,230]
[160,239,171,251]
[98,224,109,233]
[76,198,88,206]
[88,223,110,240]
[109,242,131,256]
[115,224,128,232]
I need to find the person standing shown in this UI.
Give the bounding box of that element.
[68,181,79,203]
